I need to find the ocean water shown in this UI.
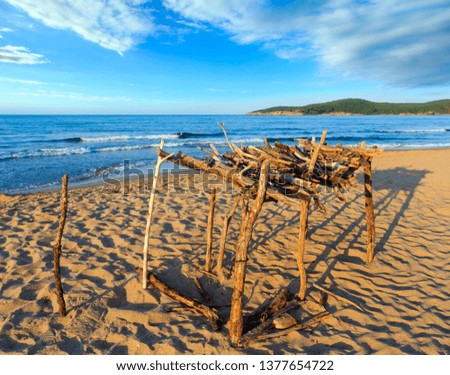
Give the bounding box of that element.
[1,114,449,194]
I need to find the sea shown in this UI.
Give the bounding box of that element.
[1,114,449,194]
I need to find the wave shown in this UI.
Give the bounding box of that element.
[44,131,228,143]
[0,144,155,161]
[375,128,450,134]
[0,147,91,161]
[178,132,223,139]
[378,142,450,150]
[79,134,180,142]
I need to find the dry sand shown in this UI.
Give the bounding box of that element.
[0,149,449,355]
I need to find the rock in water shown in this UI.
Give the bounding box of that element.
[273,313,297,329]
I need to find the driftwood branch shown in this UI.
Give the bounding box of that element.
[142,139,174,289]
[205,187,217,272]
[137,268,221,331]
[255,311,332,341]
[53,174,68,317]
[307,130,328,175]
[312,283,365,312]
[216,195,241,277]
[241,299,301,347]
[243,288,289,332]
[217,122,236,152]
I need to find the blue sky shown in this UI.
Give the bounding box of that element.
[0,0,449,114]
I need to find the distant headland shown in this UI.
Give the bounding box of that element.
[247,98,450,116]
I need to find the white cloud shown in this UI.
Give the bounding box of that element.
[5,0,155,54]
[0,45,47,64]
[164,0,450,87]
[0,76,45,85]
[309,0,450,87]
[0,27,13,39]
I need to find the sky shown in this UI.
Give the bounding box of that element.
[0,0,449,114]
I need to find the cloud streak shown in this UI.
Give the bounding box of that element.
[0,76,46,85]
[4,88,131,101]
[5,0,155,54]
[164,0,450,87]
[0,45,47,64]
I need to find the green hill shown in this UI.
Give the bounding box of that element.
[248,98,450,115]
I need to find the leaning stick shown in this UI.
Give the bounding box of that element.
[142,140,174,289]
[53,174,68,317]
[312,283,365,312]
[217,122,236,152]
[297,198,310,300]
[229,160,270,345]
[308,130,328,175]
[255,311,332,342]
[136,268,221,331]
[205,187,217,272]
[216,195,241,276]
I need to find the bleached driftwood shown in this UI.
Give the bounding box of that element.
[307,130,328,175]
[142,140,174,289]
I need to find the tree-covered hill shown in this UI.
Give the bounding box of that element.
[249,98,450,115]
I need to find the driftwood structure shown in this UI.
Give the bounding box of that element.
[143,125,382,345]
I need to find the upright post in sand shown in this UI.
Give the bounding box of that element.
[142,140,174,289]
[205,187,217,272]
[229,160,270,345]
[297,198,310,300]
[53,174,68,317]
[363,157,375,262]
[216,195,241,277]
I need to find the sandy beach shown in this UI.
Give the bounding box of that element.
[0,148,449,355]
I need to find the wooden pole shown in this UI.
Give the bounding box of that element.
[297,198,310,300]
[53,174,68,317]
[216,195,241,276]
[205,187,217,272]
[229,160,270,345]
[363,157,375,262]
[142,140,174,289]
